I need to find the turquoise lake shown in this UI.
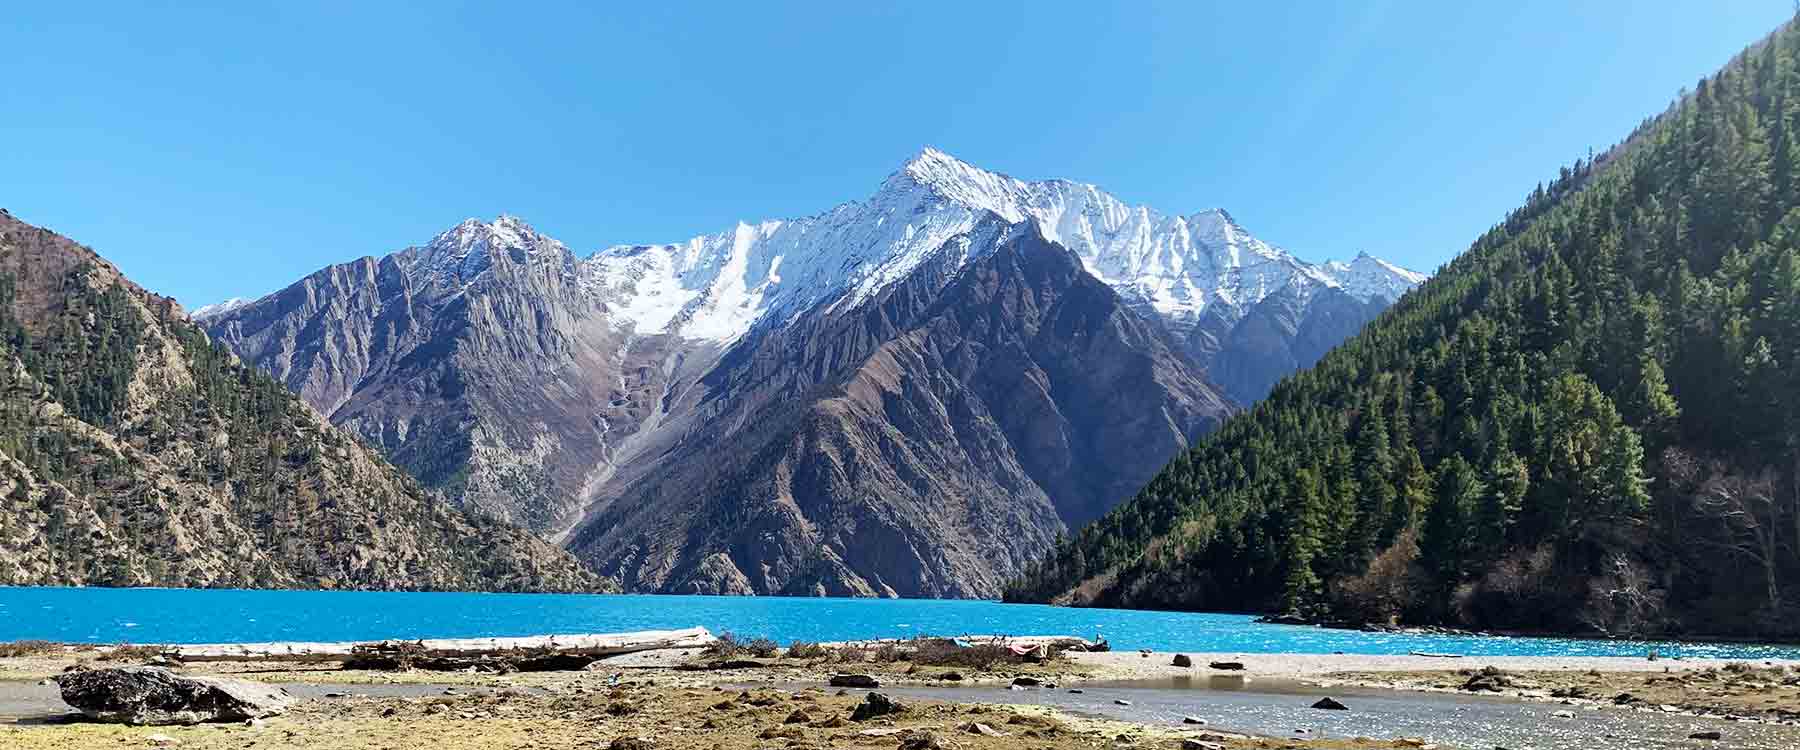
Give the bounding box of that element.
[4,587,1799,659]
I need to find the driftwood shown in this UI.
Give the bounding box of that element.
[817,635,1107,652]
[164,627,715,671]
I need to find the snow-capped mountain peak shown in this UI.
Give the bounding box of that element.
[579,148,1425,346]
[415,214,570,284]
[191,296,251,321]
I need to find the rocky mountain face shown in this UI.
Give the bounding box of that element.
[197,218,661,534]
[0,209,604,592]
[200,150,1423,596]
[562,220,1232,596]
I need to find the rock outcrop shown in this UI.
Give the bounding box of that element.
[58,667,298,725]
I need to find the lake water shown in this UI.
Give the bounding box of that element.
[4,587,1800,659]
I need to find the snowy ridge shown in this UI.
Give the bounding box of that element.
[203,151,1425,347]
[191,297,251,320]
[581,147,1427,344]
[407,214,574,286]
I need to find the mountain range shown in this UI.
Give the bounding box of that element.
[197,149,1425,596]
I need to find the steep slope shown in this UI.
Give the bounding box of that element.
[1008,19,1800,639]
[200,152,1418,596]
[563,219,1232,597]
[202,217,689,535]
[0,209,603,592]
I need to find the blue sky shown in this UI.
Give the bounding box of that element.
[1,1,1791,308]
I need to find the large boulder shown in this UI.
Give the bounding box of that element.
[828,674,881,688]
[849,692,907,722]
[58,666,297,725]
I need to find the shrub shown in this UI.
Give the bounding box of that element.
[911,638,1013,670]
[97,644,165,662]
[0,640,61,658]
[703,631,745,658]
[829,646,870,664]
[785,641,826,659]
[745,637,779,659]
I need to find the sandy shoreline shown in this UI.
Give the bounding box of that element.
[4,645,1799,749]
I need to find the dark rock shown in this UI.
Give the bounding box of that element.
[1612,693,1638,704]
[938,672,963,681]
[898,730,948,750]
[1207,661,1245,671]
[1171,654,1193,668]
[784,709,811,724]
[1260,613,1311,626]
[830,674,881,689]
[608,738,654,750]
[57,667,297,725]
[1461,666,1515,692]
[1010,677,1042,687]
[1689,730,1722,740]
[1182,716,1207,725]
[1310,697,1349,710]
[850,692,906,722]
[1066,688,1083,694]
[1113,699,1132,706]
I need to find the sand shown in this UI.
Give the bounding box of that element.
[5,646,1799,749]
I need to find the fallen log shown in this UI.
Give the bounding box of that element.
[165,627,715,665]
[816,634,1107,652]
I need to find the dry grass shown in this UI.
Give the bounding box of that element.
[96,644,165,662]
[783,641,826,659]
[702,632,778,659]
[0,640,62,658]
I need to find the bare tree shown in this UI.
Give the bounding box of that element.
[1695,467,1786,613]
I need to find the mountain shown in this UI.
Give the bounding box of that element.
[0,209,604,592]
[581,148,1424,403]
[197,216,633,534]
[1007,20,1800,639]
[201,151,1421,596]
[563,219,1232,596]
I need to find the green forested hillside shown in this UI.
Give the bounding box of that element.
[1007,19,1800,639]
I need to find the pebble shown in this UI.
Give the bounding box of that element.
[145,734,179,747]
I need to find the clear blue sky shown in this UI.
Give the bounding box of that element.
[1,1,1791,308]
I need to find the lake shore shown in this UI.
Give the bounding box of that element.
[4,644,1800,748]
